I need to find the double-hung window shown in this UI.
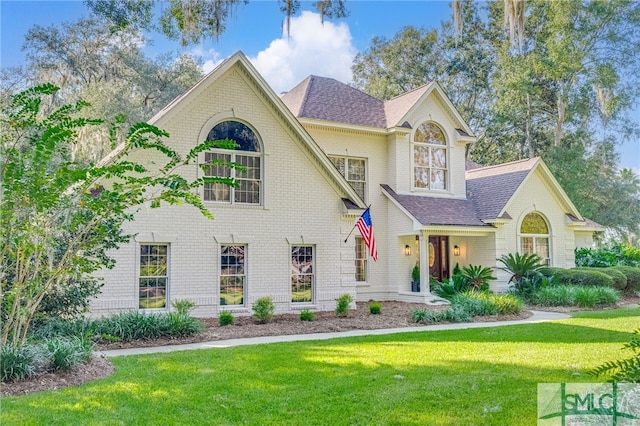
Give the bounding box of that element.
[413,122,448,191]
[355,236,367,282]
[328,156,366,200]
[203,120,262,205]
[291,245,314,303]
[139,244,168,309]
[220,245,246,306]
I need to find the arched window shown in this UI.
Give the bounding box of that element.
[413,122,448,190]
[203,120,262,204]
[520,212,551,265]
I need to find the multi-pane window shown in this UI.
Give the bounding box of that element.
[220,245,245,306]
[413,122,447,190]
[203,120,262,204]
[139,244,168,309]
[328,156,366,200]
[291,245,314,303]
[520,212,551,265]
[355,236,367,282]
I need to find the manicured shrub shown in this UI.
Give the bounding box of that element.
[368,302,382,315]
[166,313,204,336]
[91,311,203,342]
[611,265,640,293]
[335,294,353,317]
[252,297,275,323]
[547,268,614,288]
[576,267,627,290]
[219,310,234,326]
[299,309,315,321]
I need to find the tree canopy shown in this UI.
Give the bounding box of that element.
[352,0,640,243]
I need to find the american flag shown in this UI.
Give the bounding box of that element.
[356,208,378,262]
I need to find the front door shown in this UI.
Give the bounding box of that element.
[428,236,450,282]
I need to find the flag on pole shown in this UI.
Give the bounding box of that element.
[356,208,378,262]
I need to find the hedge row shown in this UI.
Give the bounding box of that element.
[539,266,640,292]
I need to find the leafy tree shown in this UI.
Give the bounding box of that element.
[591,328,640,382]
[15,16,203,163]
[0,84,236,346]
[85,0,350,46]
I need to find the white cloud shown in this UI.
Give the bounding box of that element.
[190,47,224,75]
[249,11,356,94]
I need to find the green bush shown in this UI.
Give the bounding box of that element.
[452,292,524,316]
[576,267,627,290]
[368,302,382,315]
[91,311,203,342]
[546,268,614,288]
[460,265,495,290]
[528,285,620,307]
[299,309,315,321]
[432,274,470,300]
[219,310,234,326]
[335,294,353,317]
[611,265,640,293]
[576,243,640,268]
[45,336,93,371]
[0,343,46,382]
[37,277,103,320]
[252,297,275,323]
[172,299,196,315]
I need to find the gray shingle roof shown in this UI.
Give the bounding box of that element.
[381,158,541,227]
[381,184,489,227]
[281,75,437,129]
[281,76,387,128]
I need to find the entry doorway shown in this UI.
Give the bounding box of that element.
[428,236,450,282]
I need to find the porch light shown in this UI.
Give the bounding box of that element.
[404,245,412,256]
[453,245,460,256]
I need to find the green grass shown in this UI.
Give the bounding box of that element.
[2,307,639,425]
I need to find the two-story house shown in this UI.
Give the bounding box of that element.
[91,52,601,317]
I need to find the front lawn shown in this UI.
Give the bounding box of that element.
[2,308,639,425]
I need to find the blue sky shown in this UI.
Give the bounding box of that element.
[1,0,638,171]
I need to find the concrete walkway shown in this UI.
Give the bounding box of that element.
[99,310,570,358]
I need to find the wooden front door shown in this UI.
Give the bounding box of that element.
[428,236,450,282]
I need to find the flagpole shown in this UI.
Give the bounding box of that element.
[344,205,371,243]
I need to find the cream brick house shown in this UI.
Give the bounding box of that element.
[91,52,602,317]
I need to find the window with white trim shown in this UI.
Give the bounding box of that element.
[291,245,314,303]
[203,120,262,204]
[520,212,551,265]
[139,244,168,309]
[413,122,448,190]
[220,245,245,306]
[328,155,366,200]
[355,236,367,282]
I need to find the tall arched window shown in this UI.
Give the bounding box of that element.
[203,120,262,204]
[520,212,551,265]
[413,122,448,190]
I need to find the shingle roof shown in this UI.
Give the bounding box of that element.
[381,158,541,227]
[281,76,387,128]
[381,185,490,227]
[465,158,538,220]
[281,76,438,129]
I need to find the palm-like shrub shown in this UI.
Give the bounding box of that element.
[497,252,545,287]
[460,265,496,290]
[432,274,470,300]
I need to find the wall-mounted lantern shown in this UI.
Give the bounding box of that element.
[404,245,412,256]
[453,245,460,256]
